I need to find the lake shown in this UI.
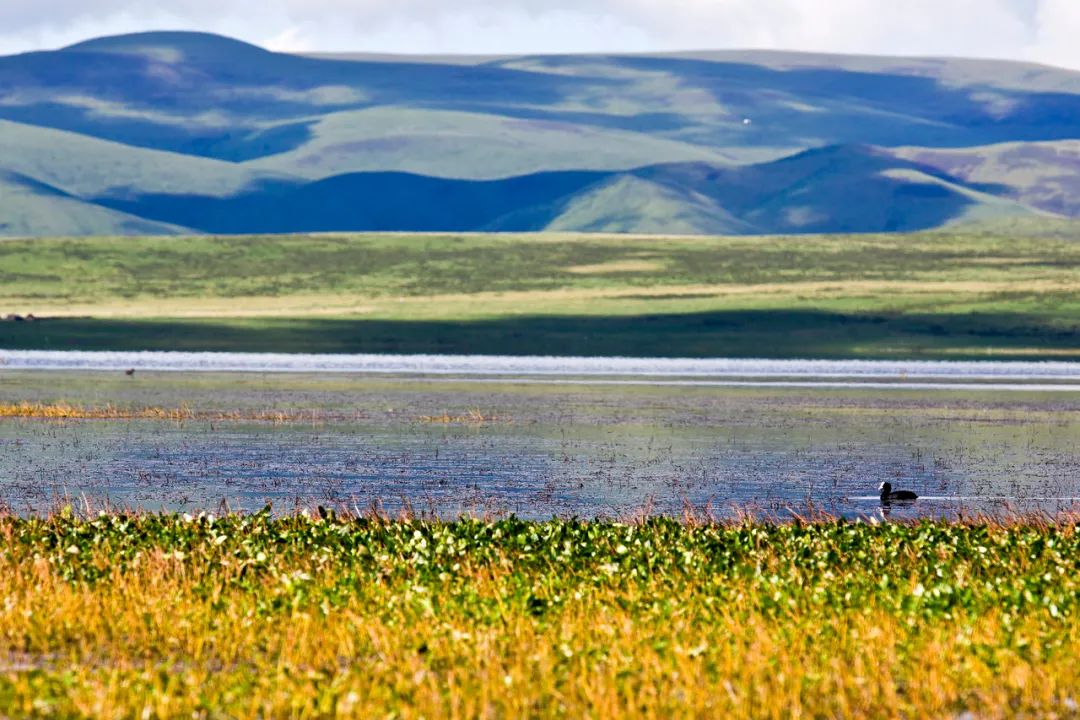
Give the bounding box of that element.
[1,352,1078,519]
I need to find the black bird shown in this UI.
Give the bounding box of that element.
[124,368,135,376]
[879,481,918,503]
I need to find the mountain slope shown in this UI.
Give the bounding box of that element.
[98,171,609,234]
[92,145,1051,236]
[891,141,1080,217]
[633,146,1046,234]
[246,107,747,180]
[0,172,188,236]
[0,32,586,160]
[545,176,758,235]
[0,119,271,197]
[0,31,1079,237]
[4,32,1080,163]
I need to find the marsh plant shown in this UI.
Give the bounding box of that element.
[1,511,1079,718]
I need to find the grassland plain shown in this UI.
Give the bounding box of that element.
[1,512,1080,718]
[1,225,1079,358]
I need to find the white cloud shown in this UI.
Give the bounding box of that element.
[1030,0,1080,68]
[0,0,1078,70]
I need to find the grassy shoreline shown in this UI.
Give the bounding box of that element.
[2,512,1079,717]
[1,229,1078,358]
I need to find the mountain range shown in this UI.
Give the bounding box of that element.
[1,31,1079,236]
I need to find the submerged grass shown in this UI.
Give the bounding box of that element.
[1,512,1080,718]
[418,409,502,424]
[0,402,338,424]
[0,402,197,421]
[0,401,505,426]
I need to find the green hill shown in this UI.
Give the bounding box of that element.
[246,107,750,180]
[545,175,757,235]
[0,172,188,237]
[0,119,268,197]
[0,31,1079,236]
[891,141,1080,217]
[94,146,1049,235]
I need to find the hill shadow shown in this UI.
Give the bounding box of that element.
[94,146,990,235]
[2,309,1075,360]
[97,170,609,233]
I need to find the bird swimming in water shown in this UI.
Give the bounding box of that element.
[879,481,918,503]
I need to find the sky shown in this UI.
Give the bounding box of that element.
[2,0,1080,70]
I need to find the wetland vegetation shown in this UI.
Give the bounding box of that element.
[2,511,1080,718]
[2,31,1079,718]
[2,226,1078,716]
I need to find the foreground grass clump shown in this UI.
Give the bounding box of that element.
[2,514,1079,718]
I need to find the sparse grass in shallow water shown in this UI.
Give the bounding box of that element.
[1,512,1080,718]
[0,402,196,420]
[0,402,326,424]
[417,408,502,424]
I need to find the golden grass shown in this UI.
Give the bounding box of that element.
[0,401,510,425]
[5,577,1075,718]
[2,514,1080,718]
[0,402,313,423]
[417,408,502,424]
[0,402,194,420]
[563,259,668,274]
[11,276,1080,320]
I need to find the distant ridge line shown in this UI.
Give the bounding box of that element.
[0,30,1078,236]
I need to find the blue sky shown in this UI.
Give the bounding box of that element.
[2,0,1079,70]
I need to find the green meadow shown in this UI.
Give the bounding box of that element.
[1,226,1078,358]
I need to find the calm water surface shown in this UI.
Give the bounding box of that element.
[0,358,1078,519]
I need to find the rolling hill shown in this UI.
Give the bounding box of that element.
[0,31,1078,236]
[94,145,1049,235]
[0,171,188,237]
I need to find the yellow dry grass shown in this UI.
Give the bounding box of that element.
[10,277,1080,320]
[417,408,502,424]
[0,402,195,420]
[0,527,1075,718]
[0,402,307,423]
[563,259,668,274]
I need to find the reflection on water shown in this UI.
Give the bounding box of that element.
[1,372,1077,519]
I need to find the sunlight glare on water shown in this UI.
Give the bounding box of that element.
[3,350,1080,386]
